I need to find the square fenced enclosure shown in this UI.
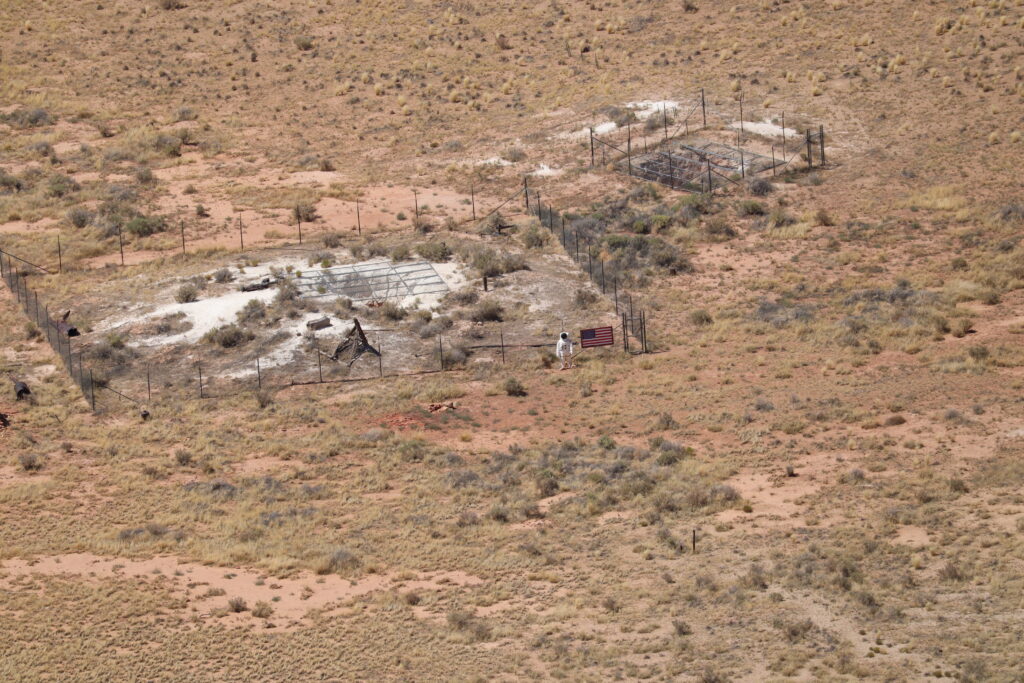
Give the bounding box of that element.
[291,260,450,302]
[627,140,783,193]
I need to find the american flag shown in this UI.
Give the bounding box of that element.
[580,326,614,348]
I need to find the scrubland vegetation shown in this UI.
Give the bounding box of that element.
[3,0,1024,680]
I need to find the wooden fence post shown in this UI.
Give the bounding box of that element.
[806,130,813,170]
[57,235,62,273]
[256,357,262,390]
[197,363,204,398]
[589,128,595,166]
[181,221,186,255]
[117,225,125,265]
[818,125,826,165]
[701,87,707,127]
[500,326,506,364]
[356,199,362,235]
[470,184,476,221]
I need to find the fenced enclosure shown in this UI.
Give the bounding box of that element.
[587,89,827,194]
[1,249,100,410]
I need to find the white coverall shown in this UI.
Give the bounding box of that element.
[556,336,574,369]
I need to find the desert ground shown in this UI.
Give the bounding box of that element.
[2,0,1024,680]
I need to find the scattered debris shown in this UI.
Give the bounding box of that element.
[306,316,332,331]
[327,318,380,366]
[240,277,272,292]
[427,402,457,413]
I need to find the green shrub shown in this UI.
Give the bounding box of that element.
[416,240,452,262]
[503,377,527,396]
[689,309,713,326]
[521,225,549,249]
[737,200,765,216]
[66,208,93,228]
[47,175,80,198]
[125,215,166,237]
[202,324,254,348]
[378,301,407,321]
[175,283,199,303]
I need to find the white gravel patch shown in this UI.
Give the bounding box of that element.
[729,119,798,138]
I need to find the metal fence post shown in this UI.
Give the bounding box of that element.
[500,326,506,364]
[438,335,444,371]
[256,357,262,390]
[818,125,826,165]
[589,127,595,166]
[57,236,62,273]
[197,363,204,398]
[378,334,384,378]
[89,369,96,411]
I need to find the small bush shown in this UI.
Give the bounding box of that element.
[501,147,526,163]
[124,215,166,237]
[227,597,248,613]
[748,177,774,196]
[47,175,80,198]
[689,309,713,326]
[416,240,452,262]
[203,324,254,348]
[378,301,407,321]
[322,232,343,248]
[736,200,765,216]
[293,203,318,222]
[175,283,199,303]
[445,288,478,306]
[503,377,527,396]
[317,548,361,574]
[212,267,233,283]
[135,167,156,185]
[294,36,315,51]
[470,301,504,322]
[574,288,599,308]
[18,453,43,472]
[251,601,273,618]
[159,0,185,9]
[236,299,266,323]
[6,108,52,128]
[67,208,93,228]
[308,249,334,267]
[521,225,549,249]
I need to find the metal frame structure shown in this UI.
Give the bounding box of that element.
[290,260,449,302]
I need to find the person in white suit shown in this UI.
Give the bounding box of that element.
[556,331,574,370]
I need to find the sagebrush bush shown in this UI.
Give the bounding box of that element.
[378,301,407,321]
[202,324,254,348]
[416,240,452,262]
[322,232,342,248]
[293,203,318,222]
[66,207,93,228]
[175,283,199,303]
[689,309,713,326]
[748,177,774,196]
[470,301,504,322]
[503,377,527,396]
[317,548,361,574]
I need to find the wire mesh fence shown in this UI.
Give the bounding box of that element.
[587,89,827,194]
